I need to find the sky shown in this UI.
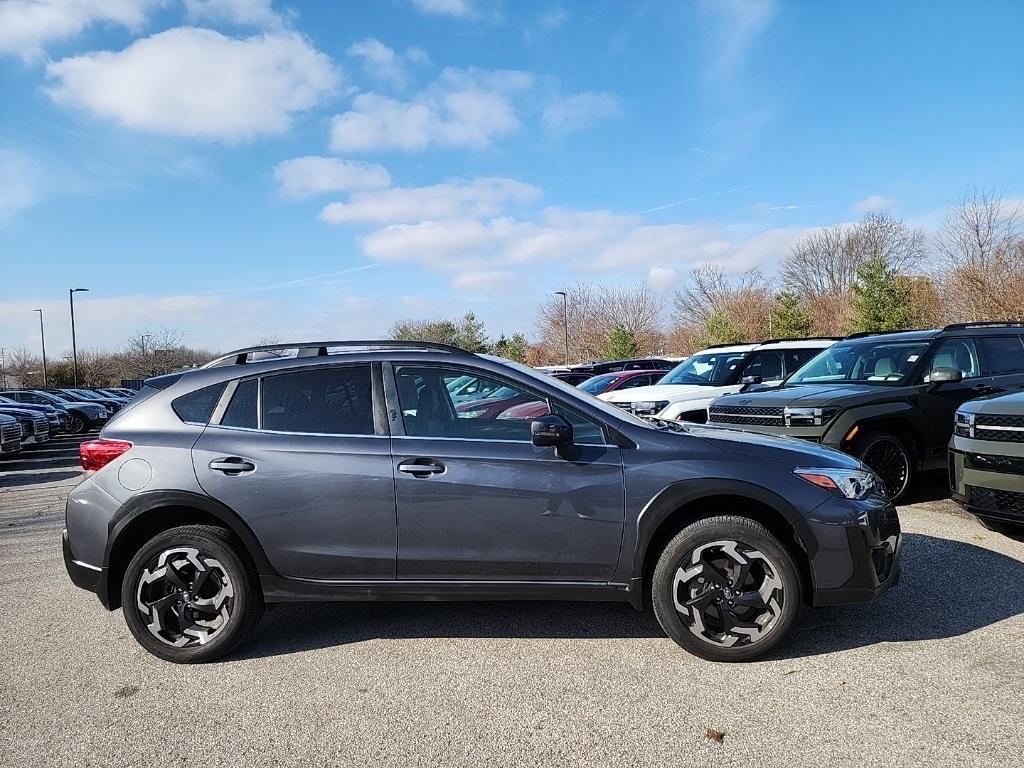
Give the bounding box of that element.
[1,0,1023,357]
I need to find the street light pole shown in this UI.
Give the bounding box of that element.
[554,291,569,366]
[34,309,48,386]
[0,348,6,389]
[69,288,89,387]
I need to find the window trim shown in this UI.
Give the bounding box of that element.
[386,362,614,446]
[209,362,385,437]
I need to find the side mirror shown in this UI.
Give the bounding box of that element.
[928,368,962,390]
[531,414,578,459]
[740,374,762,392]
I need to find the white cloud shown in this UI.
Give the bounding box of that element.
[410,0,475,18]
[853,194,894,214]
[347,37,427,88]
[330,67,532,152]
[183,0,281,27]
[542,91,620,134]
[451,270,516,294]
[539,5,568,30]
[0,0,163,62]
[700,0,776,81]
[319,177,541,224]
[46,27,338,141]
[0,149,44,224]
[274,156,391,199]
[647,266,680,292]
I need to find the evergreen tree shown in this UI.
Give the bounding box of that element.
[701,311,744,346]
[605,324,639,359]
[770,291,813,337]
[848,257,917,333]
[493,332,529,363]
[455,312,489,352]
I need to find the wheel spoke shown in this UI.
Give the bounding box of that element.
[684,589,720,612]
[145,592,179,615]
[701,560,732,589]
[163,560,189,590]
[191,567,214,594]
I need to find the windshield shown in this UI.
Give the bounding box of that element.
[69,389,103,400]
[659,351,751,386]
[47,392,73,402]
[579,374,621,394]
[789,340,930,385]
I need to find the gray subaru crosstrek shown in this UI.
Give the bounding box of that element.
[63,341,902,663]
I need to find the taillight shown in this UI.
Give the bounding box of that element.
[79,439,133,471]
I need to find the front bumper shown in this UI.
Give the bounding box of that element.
[949,445,1024,529]
[62,528,102,593]
[807,496,903,607]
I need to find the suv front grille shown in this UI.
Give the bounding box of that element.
[33,417,49,440]
[968,485,1024,519]
[974,414,1024,443]
[708,405,785,427]
[1,422,21,451]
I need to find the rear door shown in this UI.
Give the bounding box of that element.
[192,363,397,580]
[388,363,625,582]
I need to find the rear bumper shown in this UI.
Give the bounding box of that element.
[62,528,102,594]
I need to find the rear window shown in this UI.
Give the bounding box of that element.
[171,383,227,425]
[979,335,1024,375]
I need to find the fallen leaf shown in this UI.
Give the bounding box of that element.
[706,728,725,744]
[114,684,140,699]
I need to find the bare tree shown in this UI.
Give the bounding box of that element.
[781,212,927,333]
[670,266,772,346]
[934,188,1024,321]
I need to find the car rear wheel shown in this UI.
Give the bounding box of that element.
[651,516,801,662]
[856,431,913,502]
[120,525,264,663]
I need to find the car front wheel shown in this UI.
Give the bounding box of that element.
[120,525,264,663]
[855,431,913,502]
[67,413,86,434]
[652,516,801,662]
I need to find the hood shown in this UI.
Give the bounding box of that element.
[0,405,43,420]
[713,382,902,408]
[684,422,864,470]
[602,383,736,404]
[959,389,1024,415]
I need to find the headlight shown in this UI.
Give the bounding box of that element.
[631,400,670,415]
[784,406,839,427]
[954,410,975,438]
[794,467,878,500]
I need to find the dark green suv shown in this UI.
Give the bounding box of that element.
[950,390,1024,538]
[708,323,1024,501]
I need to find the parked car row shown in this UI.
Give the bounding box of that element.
[0,387,137,456]
[538,323,1024,535]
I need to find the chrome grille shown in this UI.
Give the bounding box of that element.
[974,413,1024,443]
[708,404,785,427]
[1,422,21,450]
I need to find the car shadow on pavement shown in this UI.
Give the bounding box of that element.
[234,532,1023,662]
[777,531,1024,658]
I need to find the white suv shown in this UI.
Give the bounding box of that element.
[600,338,837,422]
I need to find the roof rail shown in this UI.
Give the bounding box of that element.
[756,336,844,345]
[202,339,470,368]
[699,341,754,349]
[844,328,933,339]
[942,321,1024,331]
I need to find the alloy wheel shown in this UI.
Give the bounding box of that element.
[672,539,784,648]
[135,547,235,647]
[861,437,909,499]
[69,415,85,434]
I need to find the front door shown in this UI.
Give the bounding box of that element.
[389,364,625,582]
[192,364,396,580]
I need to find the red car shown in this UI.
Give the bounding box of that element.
[578,369,665,396]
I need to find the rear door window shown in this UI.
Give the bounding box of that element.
[261,366,374,435]
[978,335,1024,375]
[222,379,258,429]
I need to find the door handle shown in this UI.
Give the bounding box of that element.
[209,457,256,474]
[397,460,446,476]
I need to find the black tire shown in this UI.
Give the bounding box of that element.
[120,525,264,663]
[855,430,914,503]
[651,516,801,662]
[67,412,86,434]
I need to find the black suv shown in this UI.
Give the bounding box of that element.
[709,323,1024,501]
[64,340,901,663]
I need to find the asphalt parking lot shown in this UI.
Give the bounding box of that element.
[1,436,1022,768]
